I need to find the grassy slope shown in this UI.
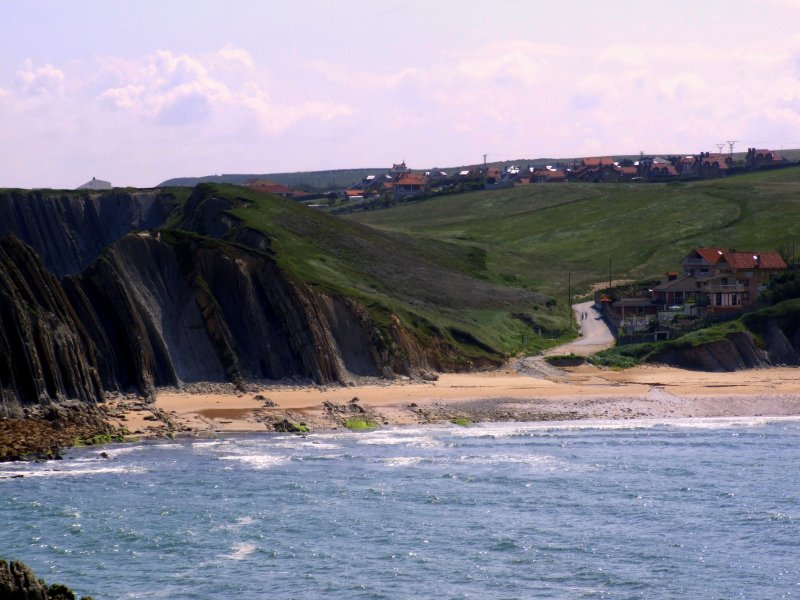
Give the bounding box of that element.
[192,185,568,358]
[347,167,800,298]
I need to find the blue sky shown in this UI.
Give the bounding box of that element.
[2,0,800,188]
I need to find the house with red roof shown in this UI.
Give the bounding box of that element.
[746,148,786,169]
[244,179,296,198]
[529,167,567,183]
[392,173,428,199]
[698,153,732,178]
[640,157,678,180]
[652,246,787,315]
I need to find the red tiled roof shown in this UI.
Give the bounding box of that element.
[394,174,427,186]
[755,149,782,161]
[582,157,614,167]
[693,247,727,264]
[722,251,786,270]
[249,183,292,194]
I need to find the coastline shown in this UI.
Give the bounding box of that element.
[107,362,800,438]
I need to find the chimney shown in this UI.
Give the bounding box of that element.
[667,272,678,281]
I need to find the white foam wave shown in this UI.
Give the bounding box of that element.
[91,445,147,458]
[445,416,800,436]
[217,454,288,469]
[357,434,443,448]
[269,441,341,450]
[192,440,229,449]
[381,456,424,467]
[0,466,147,479]
[222,542,257,560]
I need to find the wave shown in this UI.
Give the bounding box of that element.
[356,433,444,448]
[217,453,289,470]
[0,465,148,480]
[221,542,257,561]
[380,456,425,467]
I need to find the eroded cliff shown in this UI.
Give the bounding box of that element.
[0,229,448,416]
[654,303,800,371]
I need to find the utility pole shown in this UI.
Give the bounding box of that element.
[483,153,488,189]
[727,140,738,162]
[568,271,573,331]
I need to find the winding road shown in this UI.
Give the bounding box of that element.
[542,300,615,357]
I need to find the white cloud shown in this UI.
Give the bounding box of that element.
[16,60,65,98]
[216,44,255,68]
[96,48,353,131]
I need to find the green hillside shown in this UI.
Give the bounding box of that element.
[346,167,800,298]
[181,184,569,359]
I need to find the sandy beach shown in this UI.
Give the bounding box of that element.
[108,299,800,436]
[108,360,800,437]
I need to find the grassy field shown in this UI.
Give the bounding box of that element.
[346,167,800,299]
[182,184,571,359]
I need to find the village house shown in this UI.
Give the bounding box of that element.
[599,246,787,337]
[639,157,678,180]
[652,247,787,315]
[392,172,428,199]
[745,148,786,169]
[389,161,411,178]
[77,177,112,190]
[244,178,296,198]
[568,157,643,182]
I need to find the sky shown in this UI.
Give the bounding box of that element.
[2,0,800,188]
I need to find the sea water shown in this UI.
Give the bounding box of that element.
[2,417,800,599]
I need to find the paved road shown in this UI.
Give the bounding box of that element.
[542,300,615,357]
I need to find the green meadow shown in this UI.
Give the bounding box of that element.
[347,167,800,299]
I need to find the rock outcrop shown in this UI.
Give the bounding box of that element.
[0,559,92,599]
[655,312,800,371]
[656,332,770,371]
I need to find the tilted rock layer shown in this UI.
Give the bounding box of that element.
[1,230,440,416]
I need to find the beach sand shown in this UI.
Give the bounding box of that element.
[107,361,800,437]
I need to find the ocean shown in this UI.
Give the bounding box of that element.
[2,417,799,599]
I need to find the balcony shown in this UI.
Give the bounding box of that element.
[704,284,747,292]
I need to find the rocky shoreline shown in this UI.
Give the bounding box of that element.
[0,403,120,463]
[0,559,91,600]
[5,363,800,460]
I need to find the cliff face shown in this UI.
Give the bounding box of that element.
[66,232,357,394]
[0,235,103,418]
[655,319,800,372]
[0,189,171,276]
[1,229,440,412]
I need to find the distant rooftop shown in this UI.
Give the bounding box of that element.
[77,177,112,190]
